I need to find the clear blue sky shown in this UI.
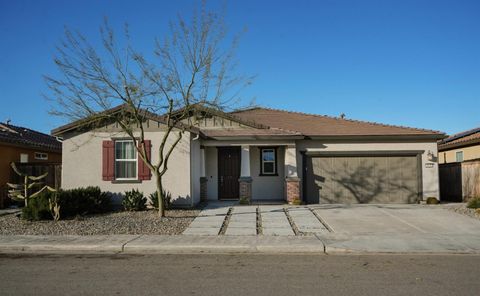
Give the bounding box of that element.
[1,0,479,135]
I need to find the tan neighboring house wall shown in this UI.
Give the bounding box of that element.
[438,145,480,164]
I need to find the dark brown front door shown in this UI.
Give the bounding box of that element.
[218,147,240,199]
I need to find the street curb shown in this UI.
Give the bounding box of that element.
[0,235,326,255]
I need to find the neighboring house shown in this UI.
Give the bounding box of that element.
[52,105,445,207]
[438,127,480,164]
[0,122,62,207]
[438,127,480,201]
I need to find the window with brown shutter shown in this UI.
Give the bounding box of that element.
[103,139,152,182]
[138,140,152,180]
[102,140,115,181]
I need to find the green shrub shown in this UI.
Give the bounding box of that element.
[21,186,112,221]
[21,192,52,221]
[467,198,480,209]
[426,197,439,205]
[149,190,172,210]
[123,189,147,211]
[60,186,111,216]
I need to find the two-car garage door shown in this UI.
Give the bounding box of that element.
[305,154,421,204]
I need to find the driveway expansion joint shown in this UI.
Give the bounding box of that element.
[309,207,333,233]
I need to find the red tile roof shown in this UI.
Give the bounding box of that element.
[230,107,444,138]
[438,127,480,151]
[0,123,62,152]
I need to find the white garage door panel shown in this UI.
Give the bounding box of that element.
[306,155,420,204]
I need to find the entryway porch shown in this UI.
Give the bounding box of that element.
[197,141,301,203]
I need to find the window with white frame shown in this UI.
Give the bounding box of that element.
[261,148,277,175]
[34,152,48,160]
[115,140,137,179]
[456,151,464,162]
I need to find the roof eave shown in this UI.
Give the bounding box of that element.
[307,133,446,142]
[204,135,305,141]
[438,137,480,151]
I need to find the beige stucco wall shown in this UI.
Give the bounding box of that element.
[295,140,440,201]
[61,130,193,206]
[439,145,480,164]
[250,146,285,200]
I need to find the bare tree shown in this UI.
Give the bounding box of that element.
[45,2,252,217]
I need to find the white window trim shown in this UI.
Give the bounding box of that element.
[456,151,464,163]
[34,152,48,160]
[261,148,276,175]
[115,140,138,180]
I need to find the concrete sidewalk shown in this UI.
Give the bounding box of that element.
[0,235,325,254]
[1,233,480,255]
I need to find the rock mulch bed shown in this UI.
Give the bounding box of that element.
[0,209,199,235]
[443,203,480,220]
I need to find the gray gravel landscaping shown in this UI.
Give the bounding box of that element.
[442,203,480,221]
[0,209,199,235]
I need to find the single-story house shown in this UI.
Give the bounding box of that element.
[437,127,480,201]
[0,122,62,208]
[52,105,445,207]
[438,127,480,164]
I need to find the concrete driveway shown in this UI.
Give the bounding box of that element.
[311,204,480,253]
[184,202,480,253]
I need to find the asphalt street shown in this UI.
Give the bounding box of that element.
[0,253,479,295]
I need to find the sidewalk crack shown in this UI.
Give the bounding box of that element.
[121,235,143,253]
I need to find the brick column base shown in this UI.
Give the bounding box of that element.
[285,177,301,205]
[200,177,208,202]
[239,177,253,204]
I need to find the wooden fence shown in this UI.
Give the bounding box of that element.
[439,159,480,202]
[0,163,61,209]
[10,163,62,189]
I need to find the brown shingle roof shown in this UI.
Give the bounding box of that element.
[0,123,62,152]
[230,107,444,138]
[438,127,480,151]
[201,127,301,138]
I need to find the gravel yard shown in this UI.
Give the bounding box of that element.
[442,203,480,220]
[0,209,199,235]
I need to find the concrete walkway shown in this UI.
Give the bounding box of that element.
[288,206,329,234]
[184,204,328,236]
[226,206,257,236]
[182,202,233,236]
[260,205,294,236]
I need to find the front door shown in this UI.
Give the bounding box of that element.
[218,147,241,199]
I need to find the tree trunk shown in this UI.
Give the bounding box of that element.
[156,173,165,218]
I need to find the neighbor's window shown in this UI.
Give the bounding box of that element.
[115,140,137,179]
[34,152,48,160]
[261,148,277,175]
[456,151,464,162]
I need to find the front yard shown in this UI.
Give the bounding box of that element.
[0,209,199,235]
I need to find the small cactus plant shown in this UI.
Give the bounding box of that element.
[7,162,56,207]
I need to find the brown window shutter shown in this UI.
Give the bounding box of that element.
[138,140,152,180]
[102,140,115,181]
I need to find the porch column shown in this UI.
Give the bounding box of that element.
[239,145,252,203]
[200,146,208,201]
[285,145,301,204]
